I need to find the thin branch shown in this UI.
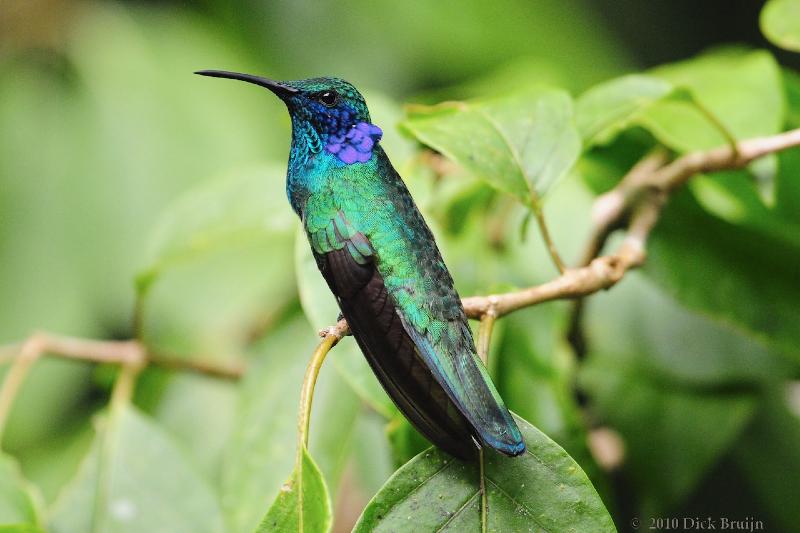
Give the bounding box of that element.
[0,333,244,380]
[532,204,566,274]
[579,148,670,267]
[326,127,800,338]
[147,352,244,380]
[0,335,44,442]
[0,332,246,444]
[109,346,147,412]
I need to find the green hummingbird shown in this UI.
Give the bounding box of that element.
[196,70,524,459]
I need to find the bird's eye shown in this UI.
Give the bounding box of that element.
[317,90,339,107]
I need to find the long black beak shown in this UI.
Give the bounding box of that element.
[194,70,298,97]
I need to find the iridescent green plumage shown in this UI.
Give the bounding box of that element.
[197,70,525,458]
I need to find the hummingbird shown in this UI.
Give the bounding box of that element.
[196,70,525,459]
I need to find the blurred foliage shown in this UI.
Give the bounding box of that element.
[1,0,799,532]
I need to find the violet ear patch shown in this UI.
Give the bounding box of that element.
[326,121,382,164]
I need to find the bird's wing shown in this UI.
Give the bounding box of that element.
[307,209,524,457]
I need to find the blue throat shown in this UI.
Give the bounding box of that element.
[326,121,383,164]
[286,104,383,215]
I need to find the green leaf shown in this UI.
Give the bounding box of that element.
[49,406,224,533]
[645,192,800,362]
[575,74,673,146]
[221,315,317,533]
[221,313,359,533]
[0,455,41,528]
[353,414,614,532]
[585,274,792,386]
[136,167,296,359]
[402,88,581,205]
[256,446,331,533]
[640,49,784,151]
[761,0,800,52]
[136,164,293,296]
[294,227,395,418]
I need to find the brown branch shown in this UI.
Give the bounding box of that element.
[322,127,800,338]
[0,331,245,443]
[476,313,497,365]
[0,332,244,380]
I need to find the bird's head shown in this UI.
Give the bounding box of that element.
[196,70,382,164]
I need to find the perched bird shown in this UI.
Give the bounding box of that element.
[196,71,525,459]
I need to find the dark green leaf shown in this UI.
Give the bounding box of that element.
[354,414,614,532]
[732,387,800,532]
[585,274,792,386]
[645,192,800,362]
[581,352,757,516]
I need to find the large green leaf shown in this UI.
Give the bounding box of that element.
[401,88,581,205]
[137,165,293,291]
[135,166,296,359]
[49,406,224,533]
[353,414,615,532]
[256,446,331,533]
[645,192,800,362]
[0,455,41,528]
[761,0,800,52]
[148,373,238,481]
[577,50,785,154]
[584,274,792,386]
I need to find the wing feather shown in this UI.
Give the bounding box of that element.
[309,210,524,458]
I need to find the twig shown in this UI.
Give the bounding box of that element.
[0,333,244,380]
[0,335,45,442]
[147,352,244,380]
[589,128,800,245]
[0,332,245,445]
[579,148,670,267]
[476,313,497,366]
[298,321,349,452]
[532,204,566,274]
